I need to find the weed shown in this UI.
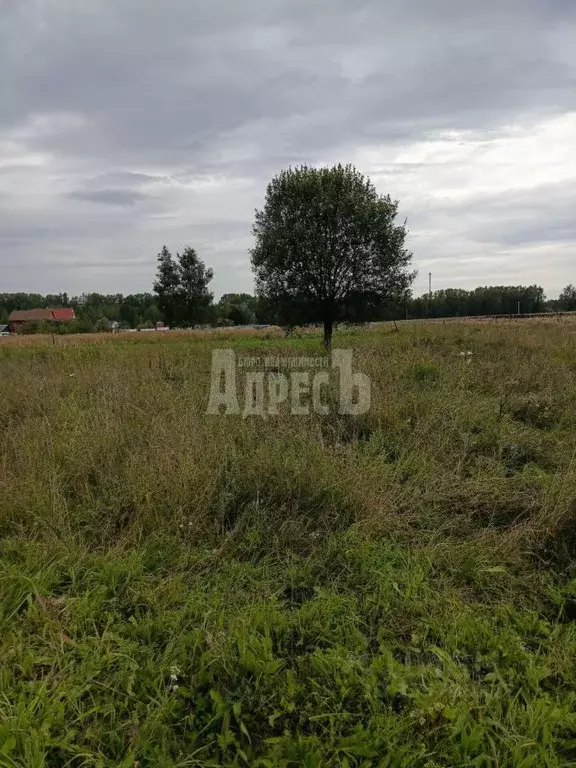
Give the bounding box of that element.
[2,320,576,765]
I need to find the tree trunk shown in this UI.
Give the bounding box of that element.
[323,317,333,350]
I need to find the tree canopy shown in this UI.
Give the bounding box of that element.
[558,284,576,312]
[250,164,415,347]
[409,285,547,319]
[215,293,261,326]
[153,246,214,327]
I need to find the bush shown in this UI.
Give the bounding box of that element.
[19,319,53,334]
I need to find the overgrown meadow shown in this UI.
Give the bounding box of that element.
[2,320,576,767]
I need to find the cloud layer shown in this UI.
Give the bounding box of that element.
[1,0,575,297]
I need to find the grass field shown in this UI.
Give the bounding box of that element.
[2,320,576,767]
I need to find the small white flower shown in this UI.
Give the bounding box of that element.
[179,524,184,529]
[172,684,179,693]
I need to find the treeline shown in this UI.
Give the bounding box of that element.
[0,293,161,333]
[0,290,273,333]
[407,285,547,319]
[2,282,576,334]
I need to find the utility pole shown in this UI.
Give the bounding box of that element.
[517,301,521,315]
[429,272,432,297]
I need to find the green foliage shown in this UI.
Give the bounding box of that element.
[95,317,112,333]
[1,279,566,337]
[410,362,440,382]
[153,245,182,328]
[75,292,161,329]
[216,293,260,326]
[251,164,415,347]
[0,293,162,333]
[2,320,576,763]
[177,246,214,327]
[2,536,576,767]
[557,284,576,312]
[0,292,70,315]
[153,245,214,328]
[19,319,54,335]
[409,285,547,319]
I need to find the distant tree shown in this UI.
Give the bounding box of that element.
[116,293,160,328]
[251,164,415,348]
[95,318,112,333]
[217,293,258,325]
[45,293,70,307]
[143,302,163,328]
[231,303,255,325]
[407,285,546,319]
[218,293,258,313]
[153,246,181,327]
[0,291,161,333]
[153,245,214,327]
[66,317,96,334]
[0,293,47,317]
[558,284,576,312]
[19,320,47,335]
[177,246,214,327]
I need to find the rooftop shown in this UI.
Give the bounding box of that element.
[9,308,75,322]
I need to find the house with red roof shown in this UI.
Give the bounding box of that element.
[8,307,75,333]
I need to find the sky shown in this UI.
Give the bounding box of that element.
[1,0,575,300]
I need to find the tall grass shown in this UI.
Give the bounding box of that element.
[1,321,576,766]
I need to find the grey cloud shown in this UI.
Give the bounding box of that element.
[499,220,576,247]
[421,181,576,248]
[81,172,166,189]
[4,0,575,163]
[403,179,576,296]
[473,190,576,248]
[1,0,576,295]
[68,188,147,206]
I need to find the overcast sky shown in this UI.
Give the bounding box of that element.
[1,0,575,299]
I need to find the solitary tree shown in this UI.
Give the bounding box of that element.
[154,245,214,327]
[250,164,415,348]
